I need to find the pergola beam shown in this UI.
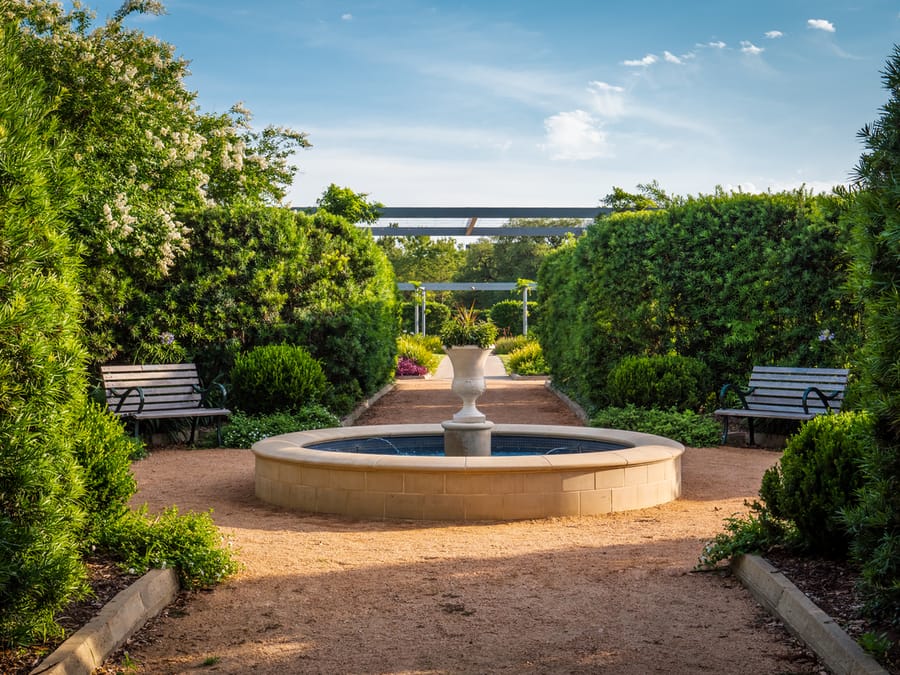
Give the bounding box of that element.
[294,206,610,237]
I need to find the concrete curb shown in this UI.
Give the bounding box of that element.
[31,568,179,675]
[731,554,887,675]
[341,381,396,426]
[544,380,590,424]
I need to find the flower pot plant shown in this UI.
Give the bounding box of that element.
[439,303,498,348]
[440,304,498,424]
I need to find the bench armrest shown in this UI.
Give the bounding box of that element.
[718,382,755,409]
[193,381,228,408]
[801,386,842,415]
[106,386,144,414]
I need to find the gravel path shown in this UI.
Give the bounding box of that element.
[111,365,819,674]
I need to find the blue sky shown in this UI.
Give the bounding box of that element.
[83,1,899,207]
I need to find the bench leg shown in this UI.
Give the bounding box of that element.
[215,418,223,447]
[189,418,199,445]
[748,418,756,446]
[720,416,729,445]
[134,419,141,440]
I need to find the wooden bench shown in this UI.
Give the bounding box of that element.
[101,363,230,445]
[714,366,849,445]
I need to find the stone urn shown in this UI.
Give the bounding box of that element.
[443,345,492,422]
[441,345,494,456]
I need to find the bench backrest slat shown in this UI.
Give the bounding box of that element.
[100,363,205,414]
[745,366,849,413]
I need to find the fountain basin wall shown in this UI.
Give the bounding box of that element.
[252,424,684,521]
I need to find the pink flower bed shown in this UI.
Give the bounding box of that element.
[396,356,427,376]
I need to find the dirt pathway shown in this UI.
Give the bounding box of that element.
[113,373,818,673]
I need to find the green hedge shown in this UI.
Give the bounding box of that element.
[590,405,720,447]
[841,45,900,622]
[125,206,399,416]
[490,299,538,335]
[537,191,858,412]
[399,300,450,335]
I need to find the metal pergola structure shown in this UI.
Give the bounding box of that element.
[397,283,536,337]
[296,206,608,335]
[296,206,610,237]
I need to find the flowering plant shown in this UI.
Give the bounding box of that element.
[396,356,427,377]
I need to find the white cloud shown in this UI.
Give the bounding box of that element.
[705,40,727,49]
[341,13,353,21]
[541,110,611,160]
[587,81,626,118]
[765,30,783,39]
[663,51,683,64]
[807,19,835,32]
[623,54,658,67]
[740,41,764,55]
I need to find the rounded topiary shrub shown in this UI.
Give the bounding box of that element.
[507,341,548,376]
[606,355,713,411]
[229,344,327,415]
[760,410,874,555]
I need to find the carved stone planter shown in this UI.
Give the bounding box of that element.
[443,345,492,422]
[442,345,494,456]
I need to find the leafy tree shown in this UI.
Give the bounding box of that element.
[7,0,309,364]
[601,180,675,212]
[378,235,465,284]
[0,24,88,644]
[316,183,382,224]
[842,45,900,622]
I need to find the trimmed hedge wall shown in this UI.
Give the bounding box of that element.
[537,191,857,412]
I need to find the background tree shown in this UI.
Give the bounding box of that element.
[450,219,572,308]
[602,180,675,212]
[378,235,464,286]
[8,0,309,364]
[842,45,900,622]
[316,183,382,224]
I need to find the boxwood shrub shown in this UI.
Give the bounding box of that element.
[606,355,713,411]
[760,411,873,555]
[229,344,326,415]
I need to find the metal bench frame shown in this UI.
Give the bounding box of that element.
[714,366,849,445]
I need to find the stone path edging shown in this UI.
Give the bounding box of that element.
[544,380,590,424]
[31,568,179,675]
[341,381,396,426]
[731,554,887,675]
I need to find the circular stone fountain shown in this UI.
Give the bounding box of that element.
[252,423,684,521]
[253,352,683,521]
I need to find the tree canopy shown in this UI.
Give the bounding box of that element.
[6,0,309,363]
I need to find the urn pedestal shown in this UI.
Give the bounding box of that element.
[441,345,494,456]
[443,345,491,422]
